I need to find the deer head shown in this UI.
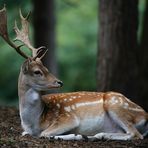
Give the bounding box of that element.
[0,6,63,90]
[21,59,63,90]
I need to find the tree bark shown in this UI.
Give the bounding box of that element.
[97,0,142,107]
[138,1,148,110]
[32,0,57,75]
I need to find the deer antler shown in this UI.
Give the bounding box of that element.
[14,9,46,59]
[0,6,47,60]
[0,6,28,59]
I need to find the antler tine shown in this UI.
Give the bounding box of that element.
[38,48,48,60]
[0,6,48,60]
[19,8,31,21]
[0,6,28,59]
[33,47,48,60]
[14,9,37,57]
[14,9,47,59]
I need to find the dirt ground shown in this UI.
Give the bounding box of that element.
[0,107,148,148]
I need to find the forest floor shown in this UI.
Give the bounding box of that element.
[0,107,148,148]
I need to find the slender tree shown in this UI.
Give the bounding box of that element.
[32,0,57,75]
[97,0,145,108]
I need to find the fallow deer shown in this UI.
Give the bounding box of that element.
[0,6,148,141]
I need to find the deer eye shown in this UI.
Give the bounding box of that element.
[33,70,42,76]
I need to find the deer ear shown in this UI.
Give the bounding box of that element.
[22,58,31,74]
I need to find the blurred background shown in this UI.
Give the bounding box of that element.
[0,0,148,111]
[0,0,97,106]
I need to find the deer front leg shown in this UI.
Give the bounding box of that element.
[52,134,83,140]
[40,113,80,139]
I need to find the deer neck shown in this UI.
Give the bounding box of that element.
[18,70,44,136]
[18,71,44,109]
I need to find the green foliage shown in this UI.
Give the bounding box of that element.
[57,0,98,92]
[0,0,146,105]
[138,0,146,43]
[0,0,98,105]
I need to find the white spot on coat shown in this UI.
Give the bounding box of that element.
[56,104,60,108]
[71,105,76,110]
[75,100,103,108]
[72,96,77,99]
[123,103,129,109]
[64,98,67,101]
[64,106,71,112]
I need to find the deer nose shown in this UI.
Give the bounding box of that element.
[55,80,63,87]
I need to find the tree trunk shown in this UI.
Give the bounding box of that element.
[97,0,142,107]
[32,0,57,75]
[138,1,148,110]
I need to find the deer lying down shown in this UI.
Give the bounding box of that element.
[0,7,148,141]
